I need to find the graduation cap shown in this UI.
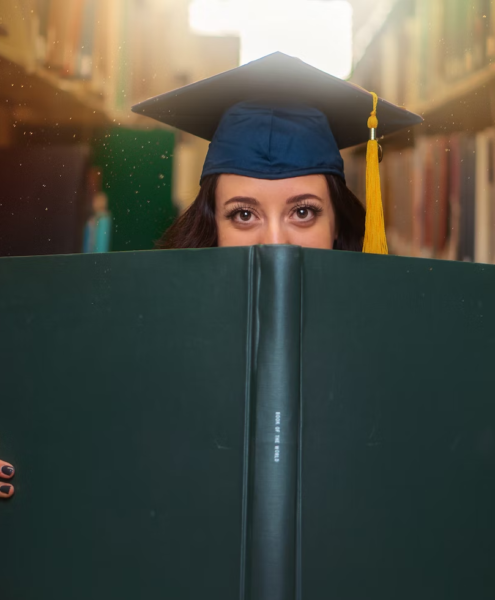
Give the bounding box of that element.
[132,52,423,254]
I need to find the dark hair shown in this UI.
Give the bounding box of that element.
[157,173,365,251]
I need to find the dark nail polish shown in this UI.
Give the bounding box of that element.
[1,466,14,476]
[0,485,12,495]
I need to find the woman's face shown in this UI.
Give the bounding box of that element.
[215,174,336,249]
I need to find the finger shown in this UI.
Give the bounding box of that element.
[0,460,15,479]
[0,483,14,499]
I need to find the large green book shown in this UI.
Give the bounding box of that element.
[1,246,495,599]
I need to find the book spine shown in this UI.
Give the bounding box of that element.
[246,245,301,600]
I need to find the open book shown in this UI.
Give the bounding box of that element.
[1,246,494,599]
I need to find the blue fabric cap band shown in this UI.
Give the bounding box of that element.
[200,102,345,184]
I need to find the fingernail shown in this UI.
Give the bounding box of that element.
[1,466,14,476]
[0,485,12,495]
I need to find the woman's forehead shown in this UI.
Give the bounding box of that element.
[216,174,330,197]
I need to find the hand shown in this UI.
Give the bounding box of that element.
[0,459,15,499]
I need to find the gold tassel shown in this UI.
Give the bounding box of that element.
[363,92,388,255]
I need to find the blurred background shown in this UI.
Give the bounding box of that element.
[0,0,493,262]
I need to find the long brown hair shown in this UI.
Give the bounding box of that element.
[157,173,365,251]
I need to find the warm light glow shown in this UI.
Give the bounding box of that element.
[189,0,241,36]
[189,0,353,80]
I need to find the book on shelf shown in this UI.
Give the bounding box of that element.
[32,0,51,64]
[75,0,96,79]
[44,0,71,71]
[0,0,37,71]
[475,126,495,263]
[458,133,477,262]
[60,0,85,78]
[1,246,495,599]
[382,148,415,255]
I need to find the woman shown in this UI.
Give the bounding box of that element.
[0,52,422,500]
[134,52,420,254]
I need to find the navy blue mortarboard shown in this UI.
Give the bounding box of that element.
[132,52,423,254]
[200,101,344,182]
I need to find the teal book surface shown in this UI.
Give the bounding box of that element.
[1,247,495,599]
[301,250,495,599]
[1,249,251,599]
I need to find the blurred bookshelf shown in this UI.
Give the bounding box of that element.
[0,0,240,256]
[1,0,217,125]
[347,0,495,263]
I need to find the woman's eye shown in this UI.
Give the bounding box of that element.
[238,210,253,222]
[229,208,257,223]
[225,206,259,224]
[296,207,311,219]
[293,206,320,221]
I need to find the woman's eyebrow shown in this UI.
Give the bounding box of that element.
[224,193,323,206]
[224,196,259,206]
[286,194,323,205]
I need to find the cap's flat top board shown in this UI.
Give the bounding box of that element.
[132,52,422,148]
[301,250,495,600]
[0,248,251,600]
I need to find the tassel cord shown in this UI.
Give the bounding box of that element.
[362,92,388,255]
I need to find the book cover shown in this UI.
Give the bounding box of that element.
[1,247,495,599]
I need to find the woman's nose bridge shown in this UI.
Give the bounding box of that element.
[262,215,289,244]
[261,217,289,245]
